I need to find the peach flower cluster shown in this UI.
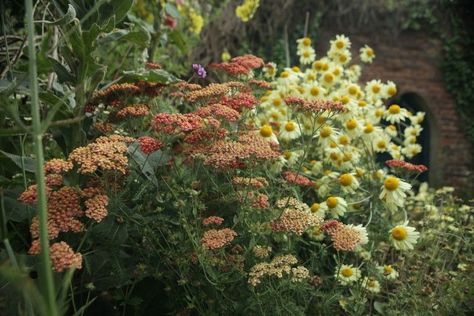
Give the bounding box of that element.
[115,104,150,119]
[138,136,164,154]
[385,159,428,173]
[232,176,269,189]
[68,136,133,174]
[44,159,73,174]
[209,54,264,76]
[202,216,225,226]
[271,208,322,236]
[248,254,309,287]
[201,228,237,250]
[283,171,315,187]
[321,220,361,252]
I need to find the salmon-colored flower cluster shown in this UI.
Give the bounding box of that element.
[68,136,133,174]
[194,103,241,122]
[29,186,84,240]
[248,79,272,90]
[49,241,83,272]
[85,194,109,222]
[18,184,52,205]
[138,136,164,154]
[237,191,270,209]
[385,159,428,173]
[190,133,280,170]
[152,113,205,134]
[93,122,115,134]
[145,62,162,69]
[183,128,228,144]
[283,97,346,113]
[275,197,310,212]
[45,174,63,187]
[232,176,269,189]
[221,93,258,112]
[321,220,361,252]
[271,208,322,236]
[44,159,73,174]
[201,228,237,250]
[115,104,150,119]
[283,171,315,187]
[248,254,306,287]
[185,83,231,103]
[202,216,224,226]
[209,54,264,76]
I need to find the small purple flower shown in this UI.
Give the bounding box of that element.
[192,64,207,78]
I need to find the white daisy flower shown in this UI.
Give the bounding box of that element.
[279,120,302,141]
[377,264,399,280]
[338,173,359,193]
[344,118,362,138]
[296,37,312,50]
[335,264,361,285]
[360,45,375,63]
[401,144,422,158]
[385,124,398,137]
[372,134,391,153]
[384,104,408,124]
[310,202,325,219]
[404,124,423,138]
[385,80,397,97]
[298,46,316,65]
[379,175,412,209]
[330,34,351,52]
[257,124,279,144]
[320,196,347,218]
[263,62,277,79]
[362,277,381,293]
[389,221,420,251]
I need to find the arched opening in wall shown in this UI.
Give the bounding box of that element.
[396,92,432,183]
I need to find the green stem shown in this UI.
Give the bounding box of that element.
[25,0,58,315]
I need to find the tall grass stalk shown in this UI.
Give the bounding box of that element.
[25,0,59,315]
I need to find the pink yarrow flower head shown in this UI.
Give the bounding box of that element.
[385,159,428,173]
[192,64,207,78]
[164,15,177,29]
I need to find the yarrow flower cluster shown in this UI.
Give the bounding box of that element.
[202,216,225,226]
[271,207,322,236]
[201,228,237,250]
[209,54,264,77]
[248,254,309,287]
[138,136,164,154]
[385,159,428,173]
[69,135,134,174]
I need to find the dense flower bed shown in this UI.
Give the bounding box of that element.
[17,34,474,315]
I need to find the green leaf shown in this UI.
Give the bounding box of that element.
[121,27,151,46]
[374,301,386,315]
[165,3,180,19]
[121,69,179,84]
[0,150,36,172]
[99,0,133,25]
[98,27,150,46]
[3,195,36,222]
[47,4,77,25]
[128,143,159,187]
[0,79,18,96]
[97,29,130,45]
[169,30,187,53]
[49,58,76,84]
